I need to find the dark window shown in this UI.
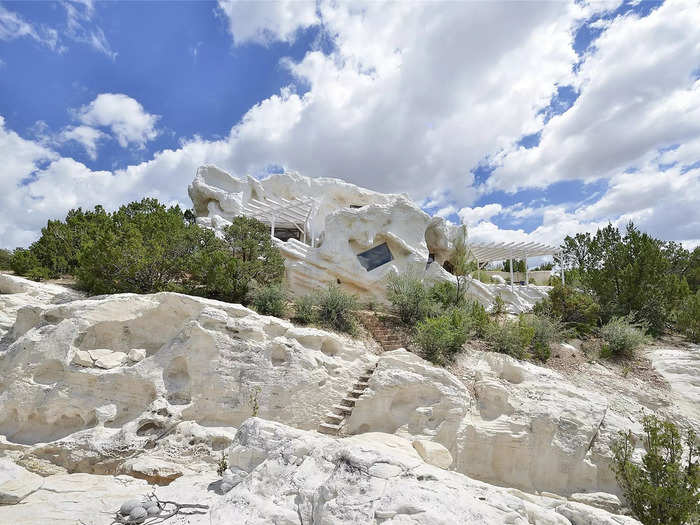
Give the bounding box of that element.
[428,253,436,264]
[356,242,394,271]
[349,204,364,209]
[273,228,301,242]
[443,260,454,274]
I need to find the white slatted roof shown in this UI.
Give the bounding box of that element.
[469,241,558,262]
[241,195,315,230]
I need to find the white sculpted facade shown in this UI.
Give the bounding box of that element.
[189,165,550,312]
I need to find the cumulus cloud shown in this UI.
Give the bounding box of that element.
[217,0,319,45]
[3,0,700,252]
[76,93,159,148]
[488,0,700,192]
[458,204,503,226]
[58,125,108,160]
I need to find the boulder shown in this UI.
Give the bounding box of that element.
[128,348,147,362]
[0,460,43,505]
[89,349,128,369]
[118,457,184,485]
[71,350,94,367]
[412,439,453,469]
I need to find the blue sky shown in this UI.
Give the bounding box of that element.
[1,0,698,249]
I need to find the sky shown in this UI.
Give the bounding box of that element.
[0,0,698,251]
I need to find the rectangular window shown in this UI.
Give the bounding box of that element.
[356,242,393,271]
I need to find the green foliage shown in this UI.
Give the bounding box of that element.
[533,282,600,335]
[414,309,469,365]
[77,199,212,295]
[611,415,699,525]
[451,225,472,300]
[216,452,228,477]
[484,317,535,359]
[490,293,506,316]
[292,294,316,325]
[0,248,12,270]
[25,266,52,282]
[315,284,358,334]
[502,259,526,273]
[560,223,696,335]
[599,315,649,358]
[386,273,436,325]
[9,198,285,305]
[10,248,40,275]
[520,313,566,361]
[465,300,491,338]
[430,281,464,308]
[676,291,700,343]
[249,284,286,317]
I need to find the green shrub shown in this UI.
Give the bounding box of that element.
[532,282,600,335]
[25,266,52,282]
[676,291,700,343]
[520,314,566,361]
[599,315,649,358]
[414,309,468,365]
[10,248,40,275]
[249,284,287,317]
[316,284,358,334]
[292,294,316,325]
[490,293,506,316]
[485,318,534,359]
[611,415,699,525]
[430,281,464,308]
[386,273,437,325]
[464,300,491,338]
[0,248,12,270]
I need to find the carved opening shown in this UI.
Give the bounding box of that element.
[356,242,394,272]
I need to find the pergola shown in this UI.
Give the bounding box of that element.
[468,240,562,289]
[241,195,317,245]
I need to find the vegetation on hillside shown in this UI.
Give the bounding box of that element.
[4,199,285,305]
[560,223,697,335]
[611,416,699,525]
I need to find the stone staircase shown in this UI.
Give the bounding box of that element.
[318,364,376,436]
[357,311,409,352]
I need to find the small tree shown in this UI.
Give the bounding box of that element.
[611,415,699,525]
[452,225,472,302]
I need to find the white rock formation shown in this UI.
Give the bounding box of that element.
[646,345,700,421]
[0,279,695,523]
[189,165,549,312]
[0,273,82,338]
[345,347,698,497]
[0,289,374,446]
[210,417,640,524]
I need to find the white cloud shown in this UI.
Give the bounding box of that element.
[217,0,319,45]
[58,125,108,160]
[458,204,503,226]
[62,0,116,59]
[3,0,700,254]
[488,0,700,192]
[0,4,59,49]
[76,93,159,148]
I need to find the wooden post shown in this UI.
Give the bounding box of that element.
[525,255,529,287]
[509,256,514,291]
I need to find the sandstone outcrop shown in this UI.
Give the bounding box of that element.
[0,290,374,447]
[210,417,640,524]
[0,277,696,523]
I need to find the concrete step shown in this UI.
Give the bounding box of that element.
[333,404,353,414]
[349,389,365,396]
[341,397,356,406]
[325,412,344,422]
[319,422,342,435]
